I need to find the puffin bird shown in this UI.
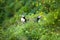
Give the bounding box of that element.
[37,16,41,22]
[21,15,26,23]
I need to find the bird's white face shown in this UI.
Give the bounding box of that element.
[38,16,41,18]
[21,18,25,22]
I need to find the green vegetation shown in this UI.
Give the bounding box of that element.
[0,0,60,40]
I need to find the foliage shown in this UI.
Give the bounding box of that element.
[0,0,60,40]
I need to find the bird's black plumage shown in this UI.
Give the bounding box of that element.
[36,16,41,22]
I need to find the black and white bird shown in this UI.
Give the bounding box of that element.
[37,16,41,22]
[21,15,26,23]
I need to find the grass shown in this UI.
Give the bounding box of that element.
[0,12,60,40]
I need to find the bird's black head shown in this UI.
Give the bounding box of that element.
[23,17,25,19]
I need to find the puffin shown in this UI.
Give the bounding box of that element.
[21,15,26,23]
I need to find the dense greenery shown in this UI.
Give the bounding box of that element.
[0,0,60,40]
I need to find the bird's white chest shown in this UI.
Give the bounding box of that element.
[21,18,25,22]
